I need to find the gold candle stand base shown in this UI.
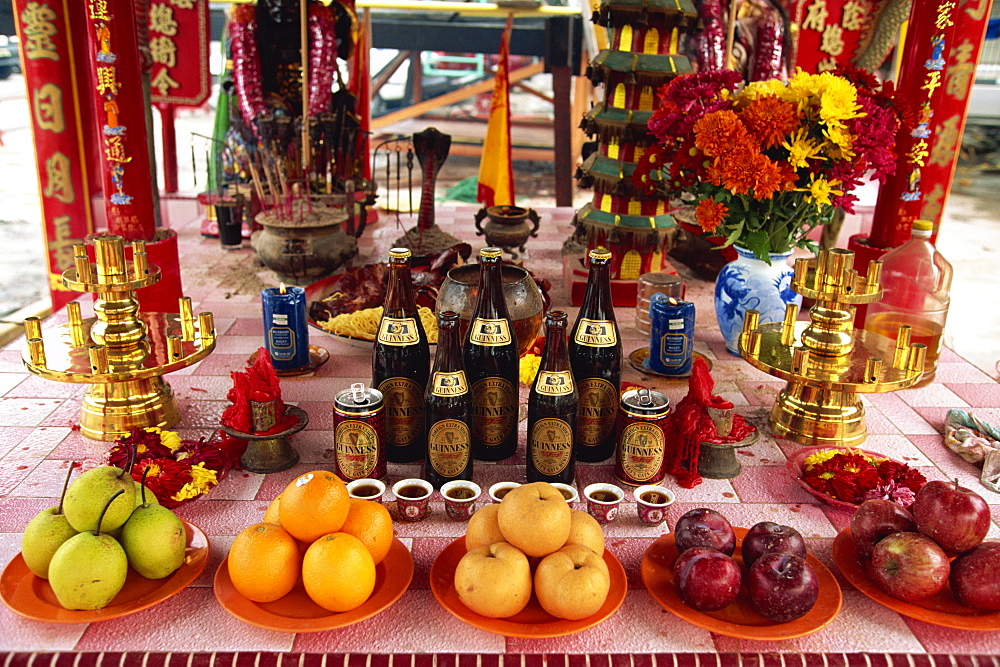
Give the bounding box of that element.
[222,404,309,474]
[80,376,181,441]
[740,248,925,448]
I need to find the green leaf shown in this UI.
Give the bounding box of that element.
[744,230,772,264]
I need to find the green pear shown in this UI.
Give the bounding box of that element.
[120,476,186,579]
[21,463,79,579]
[48,489,129,610]
[63,465,136,533]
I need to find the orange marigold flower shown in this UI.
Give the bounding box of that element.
[711,151,764,195]
[739,95,800,149]
[751,156,787,200]
[695,198,728,234]
[693,110,751,157]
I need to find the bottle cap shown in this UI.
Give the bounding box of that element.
[589,247,611,261]
[912,220,933,232]
[388,248,411,259]
[480,247,502,258]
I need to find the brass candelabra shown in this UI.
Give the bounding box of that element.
[21,235,216,441]
[739,248,925,447]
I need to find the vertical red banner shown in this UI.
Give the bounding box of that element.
[867,0,961,249]
[13,0,95,309]
[85,0,158,241]
[791,0,876,72]
[919,0,995,239]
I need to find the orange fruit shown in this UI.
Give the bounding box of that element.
[263,492,283,524]
[340,498,394,565]
[278,470,350,543]
[227,522,300,603]
[302,532,376,612]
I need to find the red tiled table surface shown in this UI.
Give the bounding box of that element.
[1,203,998,659]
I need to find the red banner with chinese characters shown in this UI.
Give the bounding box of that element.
[148,0,211,106]
[791,0,875,72]
[919,0,995,240]
[13,0,95,309]
[868,0,961,249]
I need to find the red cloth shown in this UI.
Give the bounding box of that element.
[220,348,296,435]
[666,357,756,488]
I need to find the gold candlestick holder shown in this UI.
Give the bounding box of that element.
[21,235,216,441]
[739,248,925,448]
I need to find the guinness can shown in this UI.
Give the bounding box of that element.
[333,383,386,482]
[614,388,671,486]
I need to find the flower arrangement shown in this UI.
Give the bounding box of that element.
[634,66,905,262]
[107,427,232,508]
[799,449,926,509]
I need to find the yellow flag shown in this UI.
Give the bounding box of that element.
[477,14,515,207]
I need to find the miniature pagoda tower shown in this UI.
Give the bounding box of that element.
[574,0,698,281]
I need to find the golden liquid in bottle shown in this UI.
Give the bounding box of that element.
[865,311,943,386]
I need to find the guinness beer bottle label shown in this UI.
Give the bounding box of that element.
[618,422,665,483]
[576,377,618,446]
[573,318,617,347]
[428,419,472,478]
[535,370,574,395]
[471,377,516,446]
[468,317,512,346]
[431,370,468,396]
[376,317,421,346]
[335,419,380,480]
[379,377,424,446]
[529,418,573,476]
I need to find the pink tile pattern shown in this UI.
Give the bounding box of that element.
[0,203,998,659]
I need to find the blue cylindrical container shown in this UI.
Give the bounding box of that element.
[647,293,695,376]
[261,285,310,371]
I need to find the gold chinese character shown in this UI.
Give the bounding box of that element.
[801,0,829,31]
[820,23,845,57]
[842,0,867,31]
[88,0,110,21]
[48,216,79,271]
[169,0,196,8]
[149,36,177,68]
[104,135,130,163]
[95,66,120,95]
[817,57,837,72]
[33,83,65,133]
[907,140,929,167]
[922,69,942,96]
[149,4,178,36]
[935,1,956,29]
[946,40,975,99]
[963,0,988,21]
[929,115,960,166]
[43,152,75,204]
[151,67,180,95]
[20,2,59,61]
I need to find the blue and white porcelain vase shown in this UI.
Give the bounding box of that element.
[714,246,801,356]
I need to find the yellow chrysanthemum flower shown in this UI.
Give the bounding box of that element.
[144,426,182,452]
[802,176,843,207]
[742,79,786,101]
[802,448,841,469]
[171,462,219,502]
[519,354,541,385]
[783,131,824,169]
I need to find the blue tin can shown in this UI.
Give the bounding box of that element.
[261,285,311,371]
[646,293,695,376]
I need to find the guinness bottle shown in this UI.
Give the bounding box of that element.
[424,311,473,488]
[569,247,622,462]
[373,248,430,463]
[527,311,578,484]
[464,247,519,461]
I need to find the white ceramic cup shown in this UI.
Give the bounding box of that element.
[550,482,580,503]
[346,478,387,503]
[583,482,625,523]
[392,478,434,522]
[633,484,675,526]
[488,481,521,503]
[441,480,482,521]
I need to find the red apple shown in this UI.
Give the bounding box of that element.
[869,532,950,603]
[674,508,736,556]
[673,546,741,612]
[851,499,917,560]
[746,552,819,622]
[741,521,807,568]
[912,479,990,554]
[950,541,1000,610]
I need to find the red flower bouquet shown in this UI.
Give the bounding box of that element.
[789,446,926,509]
[107,427,232,508]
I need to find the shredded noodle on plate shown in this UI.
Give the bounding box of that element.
[318,306,439,344]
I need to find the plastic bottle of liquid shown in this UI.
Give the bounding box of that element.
[864,220,952,387]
